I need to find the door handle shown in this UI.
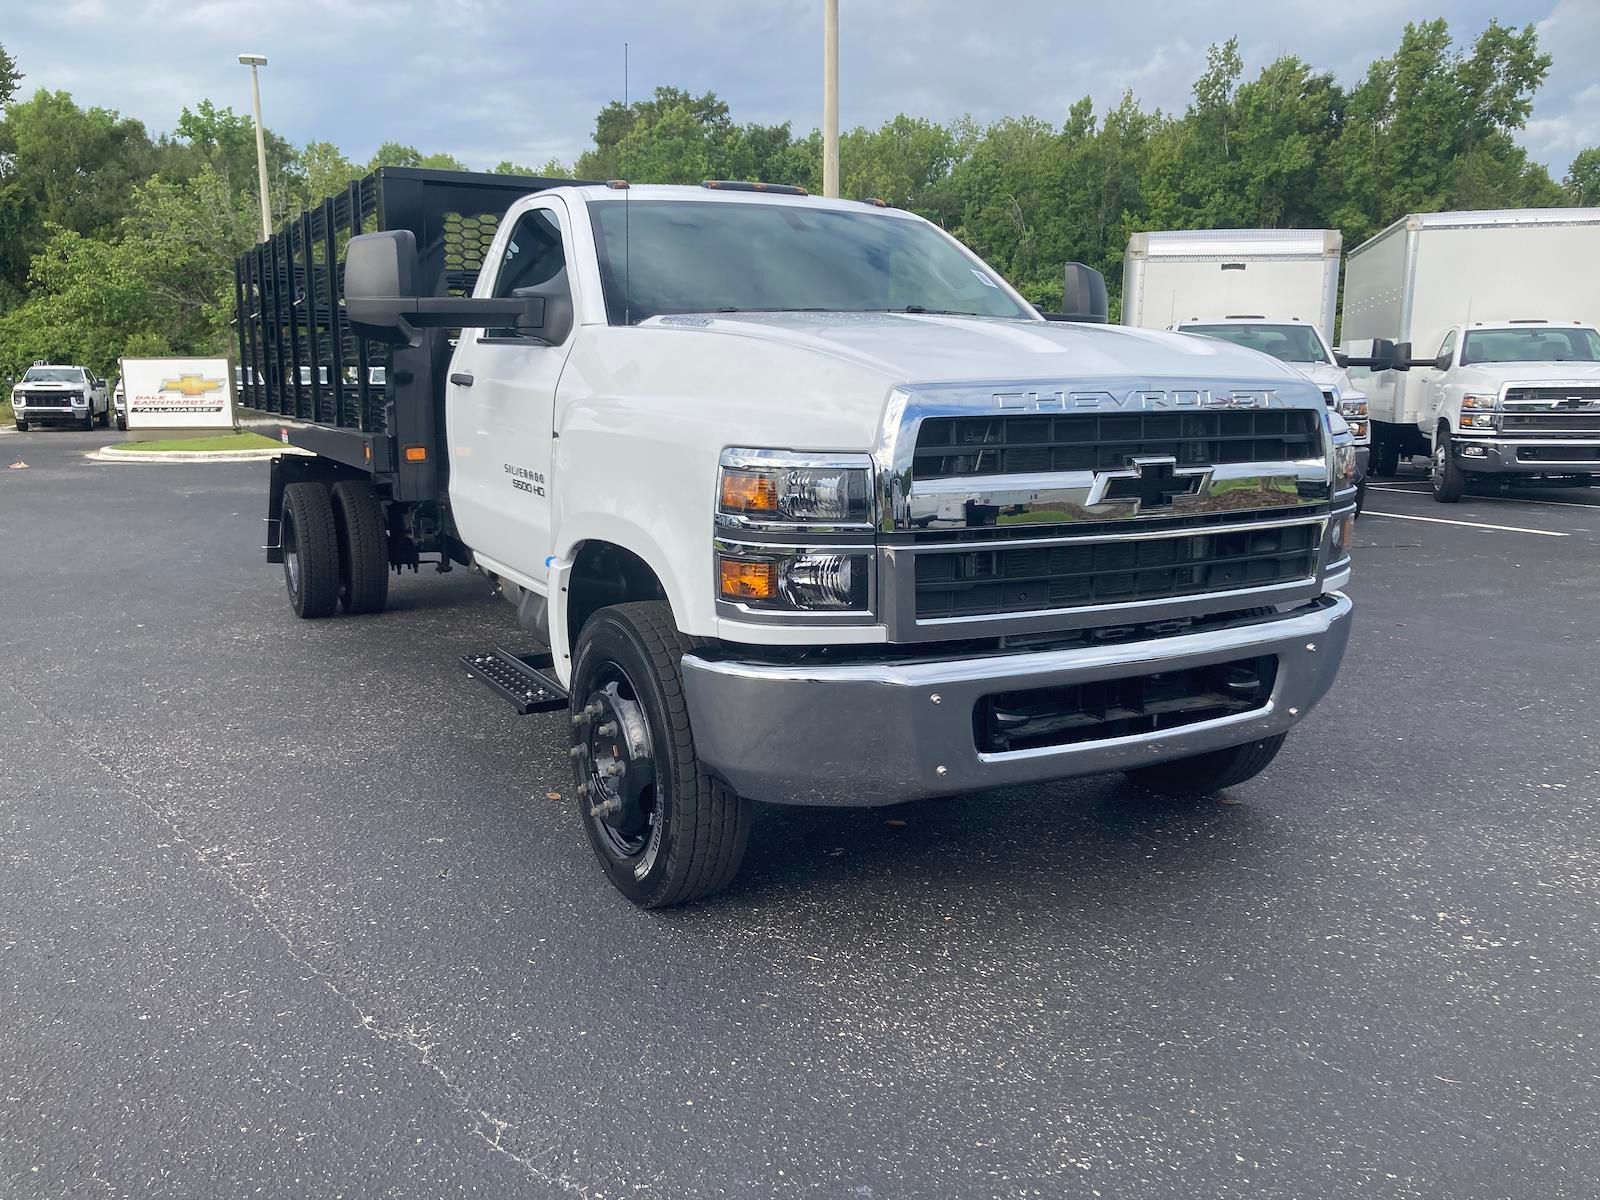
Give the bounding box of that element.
[450,372,474,387]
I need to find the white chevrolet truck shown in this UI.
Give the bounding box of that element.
[11,363,110,431]
[235,168,1356,907]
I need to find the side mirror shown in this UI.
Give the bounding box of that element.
[1391,341,1413,373]
[1333,350,1350,369]
[1060,262,1109,323]
[344,229,537,345]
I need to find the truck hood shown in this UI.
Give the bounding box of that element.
[1453,361,1600,388]
[1293,362,1360,394]
[646,311,1312,391]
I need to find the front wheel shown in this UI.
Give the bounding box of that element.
[1124,733,1287,796]
[1431,431,1465,503]
[81,410,94,432]
[568,601,752,908]
[1370,435,1400,478]
[13,419,27,432]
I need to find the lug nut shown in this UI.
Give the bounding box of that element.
[568,744,585,759]
[597,722,618,738]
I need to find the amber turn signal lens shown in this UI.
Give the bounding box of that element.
[719,470,778,513]
[403,445,428,462]
[719,557,777,601]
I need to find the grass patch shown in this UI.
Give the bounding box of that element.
[110,431,282,453]
[1,398,13,426]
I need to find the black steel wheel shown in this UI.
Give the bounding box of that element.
[330,479,389,614]
[568,601,751,908]
[280,481,340,618]
[1431,429,1465,503]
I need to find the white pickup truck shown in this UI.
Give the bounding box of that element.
[235,168,1356,906]
[10,363,110,431]
[1401,321,1600,502]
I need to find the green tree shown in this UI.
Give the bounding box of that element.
[0,41,21,108]
[299,140,361,204]
[0,90,158,297]
[1564,147,1600,205]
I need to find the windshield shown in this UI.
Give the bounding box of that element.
[1181,323,1329,364]
[22,367,85,382]
[1461,327,1600,365]
[588,199,1030,324]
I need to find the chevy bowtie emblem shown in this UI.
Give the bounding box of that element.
[1087,455,1212,511]
[160,374,225,397]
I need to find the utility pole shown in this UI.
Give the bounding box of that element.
[239,54,272,241]
[822,0,839,197]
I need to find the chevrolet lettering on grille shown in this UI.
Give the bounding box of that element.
[991,388,1281,412]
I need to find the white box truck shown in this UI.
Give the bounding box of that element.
[1124,228,1342,338]
[1124,229,1371,507]
[1340,208,1600,494]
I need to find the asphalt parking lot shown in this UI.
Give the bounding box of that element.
[3,428,1598,1199]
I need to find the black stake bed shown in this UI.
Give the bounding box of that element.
[462,648,569,715]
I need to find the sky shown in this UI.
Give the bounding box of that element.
[4,0,1596,178]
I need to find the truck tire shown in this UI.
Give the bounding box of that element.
[13,419,27,432]
[1124,733,1287,796]
[330,479,389,615]
[97,407,109,428]
[280,482,340,618]
[1430,430,1465,504]
[1371,435,1399,478]
[81,409,94,431]
[568,601,752,908]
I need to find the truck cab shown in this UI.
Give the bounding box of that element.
[1413,320,1600,502]
[1170,316,1371,510]
[10,363,109,431]
[237,170,1357,906]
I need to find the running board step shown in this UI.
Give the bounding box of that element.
[461,647,569,715]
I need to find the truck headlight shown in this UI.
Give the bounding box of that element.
[1460,412,1497,429]
[718,449,874,529]
[72,391,88,407]
[1461,394,1499,410]
[717,548,871,611]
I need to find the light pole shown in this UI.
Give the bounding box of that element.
[238,53,272,241]
[822,0,839,197]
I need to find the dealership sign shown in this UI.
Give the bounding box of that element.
[120,356,235,430]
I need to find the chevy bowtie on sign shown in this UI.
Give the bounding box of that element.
[120,357,235,432]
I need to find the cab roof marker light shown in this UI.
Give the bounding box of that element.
[701,180,809,196]
[606,179,630,190]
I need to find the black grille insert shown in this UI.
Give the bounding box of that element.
[912,410,1322,480]
[915,522,1320,619]
[1501,413,1600,434]
[975,654,1278,753]
[1504,387,1600,405]
[1517,445,1600,463]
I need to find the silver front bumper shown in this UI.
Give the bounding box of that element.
[681,593,1353,806]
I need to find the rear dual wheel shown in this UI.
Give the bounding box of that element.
[281,479,389,618]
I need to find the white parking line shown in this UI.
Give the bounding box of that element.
[1362,510,1567,537]
[1367,481,1600,510]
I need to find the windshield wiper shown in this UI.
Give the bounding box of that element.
[866,305,980,317]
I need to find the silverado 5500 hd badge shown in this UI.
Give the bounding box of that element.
[504,463,545,497]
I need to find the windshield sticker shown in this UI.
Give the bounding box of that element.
[970,269,1000,289]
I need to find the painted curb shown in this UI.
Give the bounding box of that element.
[88,445,309,463]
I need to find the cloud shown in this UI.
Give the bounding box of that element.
[2,0,1585,175]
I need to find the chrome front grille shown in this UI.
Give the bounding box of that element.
[875,379,1341,640]
[911,411,1322,480]
[912,519,1320,619]
[1504,386,1600,405]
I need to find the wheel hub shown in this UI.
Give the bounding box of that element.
[572,681,657,854]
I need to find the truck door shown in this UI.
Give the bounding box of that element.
[446,200,577,586]
[1426,330,1458,435]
